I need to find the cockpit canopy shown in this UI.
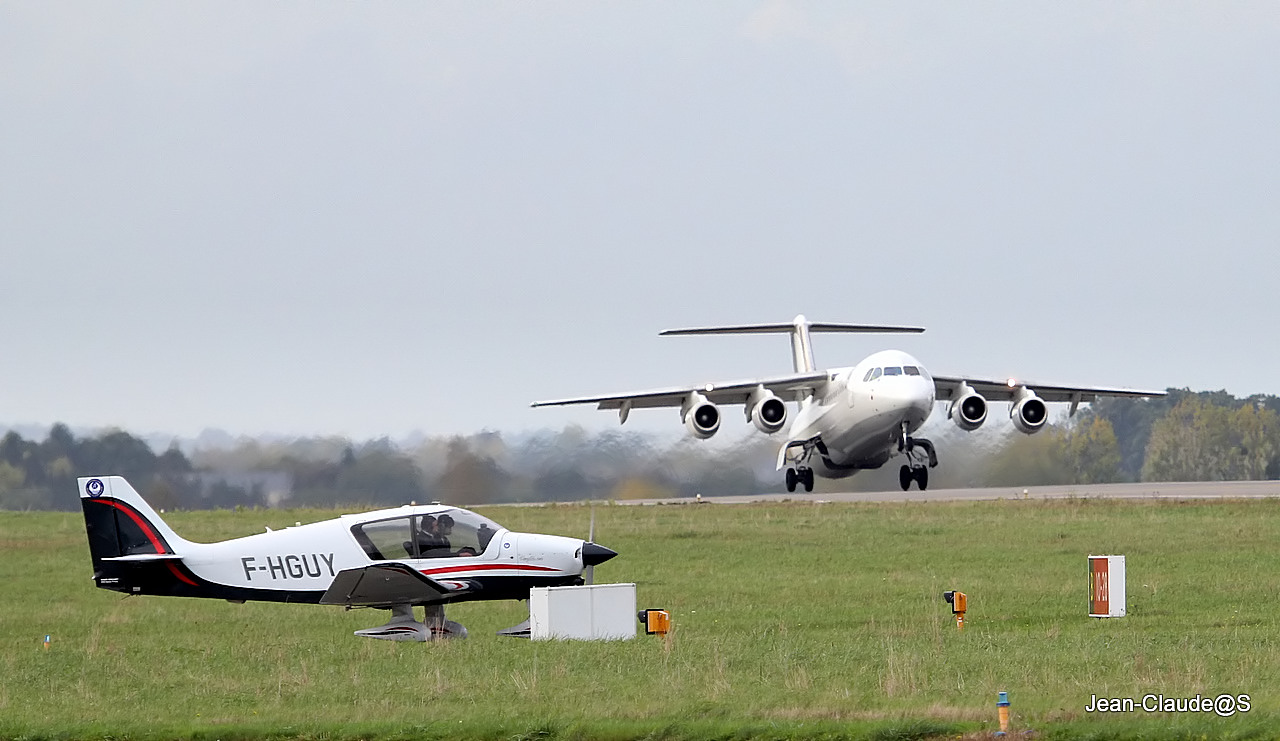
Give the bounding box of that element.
[351,508,505,561]
[862,365,922,382]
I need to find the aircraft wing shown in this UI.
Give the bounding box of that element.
[531,371,832,410]
[320,563,476,608]
[933,374,1167,403]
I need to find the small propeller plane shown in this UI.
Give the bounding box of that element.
[533,315,1165,493]
[79,476,617,641]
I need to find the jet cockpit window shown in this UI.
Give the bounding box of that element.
[869,368,883,381]
[903,366,921,376]
[352,510,504,560]
[863,368,876,382]
[883,367,903,376]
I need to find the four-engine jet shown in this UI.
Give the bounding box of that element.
[80,476,616,640]
[533,315,1165,492]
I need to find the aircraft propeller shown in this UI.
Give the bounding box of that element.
[580,503,617,585]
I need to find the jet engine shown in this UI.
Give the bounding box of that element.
[948,384,988,432]
[1010,386,1048,434]
[745,386,787,434]
[681,391,721,439]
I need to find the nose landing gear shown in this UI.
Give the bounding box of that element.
[897,424,937,491]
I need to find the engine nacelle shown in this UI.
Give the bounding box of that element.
[1010,386,1048,435]
[681,391,721,439]
[746,386,787,435]
[948,384,988,432]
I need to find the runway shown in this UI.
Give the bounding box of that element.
[615,480,1280,505]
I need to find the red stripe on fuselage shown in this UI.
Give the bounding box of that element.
[420,563,561,576]
[100,498,170,554]
[167,562,199,586]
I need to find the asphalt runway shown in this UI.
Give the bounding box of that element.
[616,480,1280,505]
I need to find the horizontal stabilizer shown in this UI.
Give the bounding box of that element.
[661,315,924,373]
[102,554,184,562]
[661,322,924,336]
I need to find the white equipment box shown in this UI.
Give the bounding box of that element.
[529,583,637,641]
[1089,555,1126,618]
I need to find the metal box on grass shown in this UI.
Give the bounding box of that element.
[1089,555,1126,618]
[529,583,637,640]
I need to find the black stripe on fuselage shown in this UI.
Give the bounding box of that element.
[93,561,582,606]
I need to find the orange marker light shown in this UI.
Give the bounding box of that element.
[943,591,967,630]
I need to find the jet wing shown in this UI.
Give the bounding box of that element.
[320,563,476,608]
[933,374,1167,403]
[531,371,832,410]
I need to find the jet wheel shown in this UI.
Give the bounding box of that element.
[785,468,798,493]
[914,466,928,491]
[801,468,814,493]
[899,465,912,492]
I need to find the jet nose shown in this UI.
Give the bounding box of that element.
[581,542,617,566]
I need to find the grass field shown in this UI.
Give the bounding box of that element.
[4,496,1280,740]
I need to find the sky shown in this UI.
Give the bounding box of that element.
[2,3,1278,442]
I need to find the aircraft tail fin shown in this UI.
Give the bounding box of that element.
[661,315,925,373]
[79,476,191,570]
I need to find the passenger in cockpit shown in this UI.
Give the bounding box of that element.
[435,514,455,553]
[413,515,439,556]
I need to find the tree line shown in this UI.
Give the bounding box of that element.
[3,388,1279,511]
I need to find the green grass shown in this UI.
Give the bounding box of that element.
[3,497,1280,740]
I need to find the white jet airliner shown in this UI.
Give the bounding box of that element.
[533,315,1165,493]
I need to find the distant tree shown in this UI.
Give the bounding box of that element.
[0,461,25,492]
[437,437,509,505]
[981,428,1071,487]
[1140,397,1280,482]
[334,449,427,506]
[1232,403,1280,480]
[146,477,180,512]
[1062,417,1122,484]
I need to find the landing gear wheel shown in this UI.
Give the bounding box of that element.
[785,467,798,493]
[899,465,912,492]
[802,468,814,493]
[914,466,928,491]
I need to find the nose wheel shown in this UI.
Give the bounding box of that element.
[785,467,814,493]
[898,426,937,491]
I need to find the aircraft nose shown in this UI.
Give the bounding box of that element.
[581,542,617,566]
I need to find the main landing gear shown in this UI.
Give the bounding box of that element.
[781,437,821,493]
[785,466,814,493]
[897,424,938,492]
[355,603,468,642]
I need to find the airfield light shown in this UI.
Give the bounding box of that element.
[638,608,671,635]
[996,691,1010,736]
[43,635,50,650]
[943,590,967,630]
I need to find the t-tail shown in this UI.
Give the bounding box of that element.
[661,314,926,373]
[79,476,201,596]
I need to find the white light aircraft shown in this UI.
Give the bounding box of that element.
[533,315,1165,493]
[79,476,617,640]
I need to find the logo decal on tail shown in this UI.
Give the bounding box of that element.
[86,478,105,497]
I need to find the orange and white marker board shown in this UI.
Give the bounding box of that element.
[1089,555,1126,618]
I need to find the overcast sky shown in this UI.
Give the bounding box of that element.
[2,3,1278,441]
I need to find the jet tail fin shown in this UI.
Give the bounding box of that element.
[661,314,925,373]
